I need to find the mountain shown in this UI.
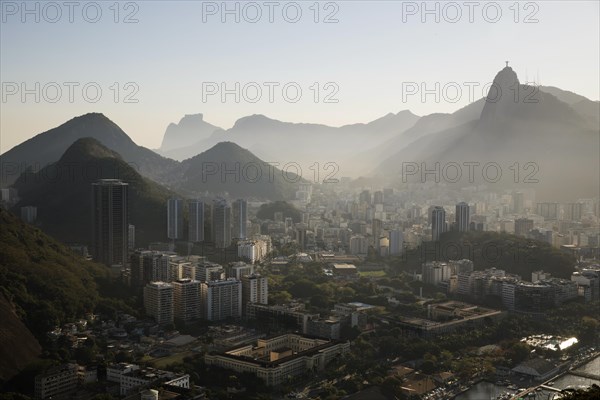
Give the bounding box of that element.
[154,112,420,172]
[12,138,177,246]
[158,113,222,153]
[0,207,113,382]
[175,141,303,200]
[357,99,486,171]
[0,113,179,187]
[0,294,41,383]
[539,86,600,128]
[375,66,600,200]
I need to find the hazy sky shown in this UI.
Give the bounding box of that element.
[1,0,599,152]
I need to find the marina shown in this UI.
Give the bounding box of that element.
[454,353,599,400]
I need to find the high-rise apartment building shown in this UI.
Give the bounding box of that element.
[167,198,184,240]
[232,199,247,240]
[143,282,174,325]
[389,229,404,255]
[536,202,559,220]
[92,179,128,268]
[172,278,201,322]
[201,278,242,321]
[512,192,524,214]
[188,199,204,243]
[213,199,232,248]
[514,218,534,237]
[242,274,269,314]
[431,206,446,241]
[455,202,470,232]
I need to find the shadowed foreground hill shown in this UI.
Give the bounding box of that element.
[0,294,41,384]
[12,137,177,246]
[0,208,111,382]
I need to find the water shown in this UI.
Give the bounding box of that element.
[455,356,600,399]
[553,355,600,391]
[553,373,600,390]
[574,355,600,375]
[455,381,516,400]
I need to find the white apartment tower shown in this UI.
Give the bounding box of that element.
[172,279,201,322]
[144,282,174,325]
[201,278,242,321]
[242,274,269,314]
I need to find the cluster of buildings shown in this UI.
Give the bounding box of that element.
[88,179,271,273]
[137,256,268,323]
[60,179,599,289]
[107,363,190,396]
[424,264,599,313]
[166,197,269,263]
[34,362,192,400]
[166,197,247,248]
[245,301,376,340]
[417,254,599,313]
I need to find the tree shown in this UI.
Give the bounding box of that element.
[289,279,320,298]
[420,359,436,374]
[310,294,330,309]
[578,316,599,344]
[269,290,292,305]
[506,342,530,366]
[559,384,600,400]
[74,346,96,365]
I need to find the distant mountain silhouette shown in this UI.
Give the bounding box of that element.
[12,138,176,246]
[155,112,420,175]
[539,85,600,128]
[358,99,486,169]
[158,113,222,153]
[0,113,179,187]
[175,141,303,200]
[4,68,598,202]
[375,66,600,200]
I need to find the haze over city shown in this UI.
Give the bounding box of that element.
[0,1,599,400]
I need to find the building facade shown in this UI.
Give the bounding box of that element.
[201,278,242,321]
[167,198,184,240]
[143,282,174,325]
[188,199,204,243]
[91,179,129,268]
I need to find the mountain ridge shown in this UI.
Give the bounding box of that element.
[374,67,600,200]
[12,137,177,246]
[0,113,180,187]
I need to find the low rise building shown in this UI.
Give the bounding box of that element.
[331,263,358,276]
[120,367,190,396]
[246,302,318,334]
[307,318,341,340]
[205,334,350,386]
[511,358,560,382]
[391,301,503,338]
[107,363,139,383]
[35,364,78,400]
